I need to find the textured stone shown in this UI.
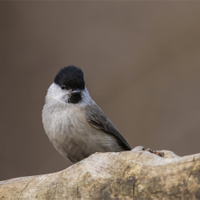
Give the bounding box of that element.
[0,147,200,199]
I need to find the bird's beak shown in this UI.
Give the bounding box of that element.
[71,89,81,94]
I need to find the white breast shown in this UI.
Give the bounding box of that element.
[42,84,122,163]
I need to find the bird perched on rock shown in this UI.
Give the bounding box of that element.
[42,66,131,163]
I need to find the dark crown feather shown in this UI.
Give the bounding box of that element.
[54,65,85,90]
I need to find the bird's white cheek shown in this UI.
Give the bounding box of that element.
[79,88,92,106]
[61,93,70,103]
[55,90,69,102]
[46,83,70,103]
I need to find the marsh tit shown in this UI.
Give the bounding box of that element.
[42,66,131,163]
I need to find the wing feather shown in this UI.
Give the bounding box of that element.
[84,103,131,150]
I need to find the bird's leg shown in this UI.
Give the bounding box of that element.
[145,148,164,157]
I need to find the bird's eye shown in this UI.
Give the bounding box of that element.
[61,85,66,90]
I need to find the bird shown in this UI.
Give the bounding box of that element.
[42,65,131,163]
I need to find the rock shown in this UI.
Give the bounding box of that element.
[0,147,200,199]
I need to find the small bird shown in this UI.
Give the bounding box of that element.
[42,66,131,163]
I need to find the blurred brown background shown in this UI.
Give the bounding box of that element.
[1,2,200,181]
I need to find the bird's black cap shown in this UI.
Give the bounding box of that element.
[54,66,85,90]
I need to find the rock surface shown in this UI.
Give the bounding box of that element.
[1,147,200,199]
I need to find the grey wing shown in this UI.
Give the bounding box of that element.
[84,103,131,150]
